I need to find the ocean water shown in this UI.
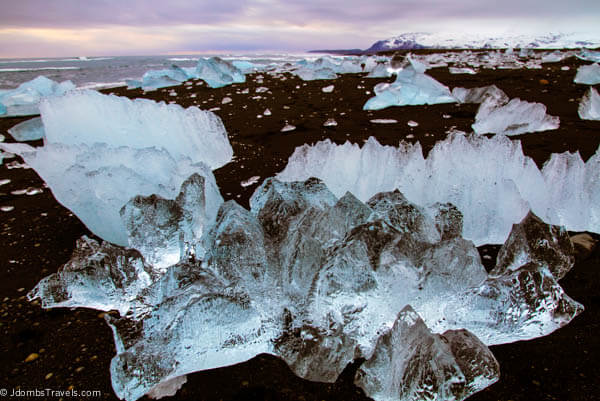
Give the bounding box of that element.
[0,53,316,90]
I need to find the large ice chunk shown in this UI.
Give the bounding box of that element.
[0,91,230,246]
[578,87,600,120]
[277,133,600,245]
[39,90,232,168]
[355,306,499,401]
[29,176,582,401]
[574,63,600,85]
[7,117,45,141]
[472,97,559,135]
[194,57,245,88]
[363,65,456,110]
[0,76,75,117]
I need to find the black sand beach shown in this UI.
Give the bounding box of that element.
[1,54,599,400]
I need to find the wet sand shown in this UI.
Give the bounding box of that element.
[0,55,599,400]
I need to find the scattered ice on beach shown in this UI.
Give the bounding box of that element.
[579,87,600,120]
[221,97,232,104]
[574,63,600,85]
[0,76,75,117]
[194,57,245,88]
[407,120,419,127]
[263,108,271,116]
[1,206,14,212]
[0,179,10,186]
[277,133,600,245]
[255,87,269,93]
[241,176,260,187]
[363,65,456,110]
[7,117,45,141]
[0,91,231,246]
[370,119,398,124]
[281,123,296,132]
[28,176,582,401]
[321,85,334,93]
[323,118,338,127]
[472,97,559,135]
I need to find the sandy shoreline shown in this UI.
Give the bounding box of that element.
[1,56,599,400]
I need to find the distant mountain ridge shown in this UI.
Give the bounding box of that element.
[365,32,600,52]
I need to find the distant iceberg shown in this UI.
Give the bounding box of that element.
[194,57,245,88]
[0,76,75,117]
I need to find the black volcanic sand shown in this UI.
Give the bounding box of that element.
[1,55,599,401]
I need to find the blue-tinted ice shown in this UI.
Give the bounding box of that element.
[0,76,75,117]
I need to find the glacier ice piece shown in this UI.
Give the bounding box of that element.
[577,49,600,63]
[355,306,499,401]
[452,85,508,105]
[294,67,338,81]
[147,375,187,400]
[363,65,456,110]
[29,175,583,401]
[449,67,477,74]
[578,87,600,120]
[194,57,245,88]
[472,97,559,135]
[574,63,600,85]
[7,117,45,141]
[0,76,75,117]
[0,91,230,245]
[277,133,600,245]
[39,90,232,168]
[366,62,393,78]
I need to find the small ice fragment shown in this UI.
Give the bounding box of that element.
[241,88,249,94]
[168,90,177,97]
[281,124,296,132]
[256,87,269,93]
[0,134,4,142]
[443,114,451,119]
[323,118,338,127]
[578,87,600,120]
[449,67,477,74]
[147,375,188,400]
[11,189,27,195]
[406,134,414,138]
[208,107,221,112]
[561,66,570,71]
[252,96,262,100]
[322,85,334,93]
[0,179,10,186]
[263,109,271,116]
[407,120,419,127]
[221,97,232,104]
[241,176,260,187]
[1,206,14,212]
[370,119,398,124]
[26,187,43,195]
[256,115,263,119]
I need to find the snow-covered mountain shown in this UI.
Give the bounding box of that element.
[366,32,600,51]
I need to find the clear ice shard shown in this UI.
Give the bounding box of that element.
[363,64,456,110]
[194,57,246,88]
[7,117,45,141]
[354,306,499,401]
[578,87,600,120]
[277,133,600,245]
[451,85,508,105]
[0,76,75,117]
[472,97,559,135]
[574,63,600,85]
[28,175,582,401]
[0,91,230,246]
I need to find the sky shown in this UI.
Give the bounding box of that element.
[1,0,599,58]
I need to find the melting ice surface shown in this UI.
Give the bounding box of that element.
[7,117,45,141]
[579,87,600,120]
[28,175,582,401]
[0,76,75,117]
[278,133,600,245]
[0,90,231,249]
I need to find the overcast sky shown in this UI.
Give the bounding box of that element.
[1,0,599,58]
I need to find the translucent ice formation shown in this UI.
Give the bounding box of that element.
[0,91,231,246]
[7,117,45,141]
[574,63,600,85]
[472,97,559,135]
[0,76,75,117]
[277,133,600,245]
[452,85,508,105]
[363,65,456,110]
[194,57,245,88]
[579,87,600,120]
[29,176,581,401]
